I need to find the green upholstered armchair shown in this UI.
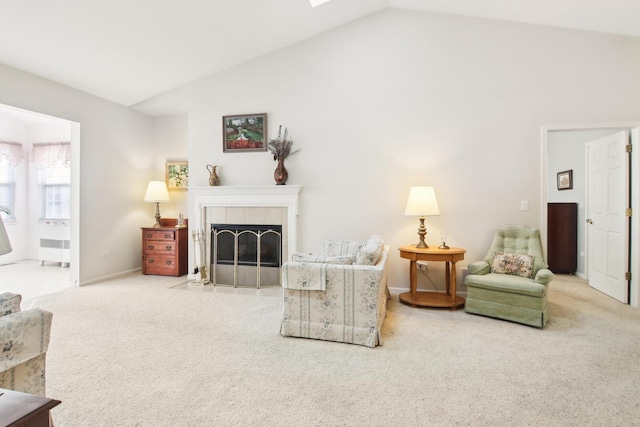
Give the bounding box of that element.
[464,225,554,327]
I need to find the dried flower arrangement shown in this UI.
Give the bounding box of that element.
[267,125,300,160]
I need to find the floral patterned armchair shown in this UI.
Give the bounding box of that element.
[0,293,53,396]
[464,225,554,327]
[280,236,390,348]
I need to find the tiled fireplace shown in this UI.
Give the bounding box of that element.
[189,186,301,286]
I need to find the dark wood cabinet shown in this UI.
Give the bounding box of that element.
[547,203,578,274]
[141,219,188,276]
[0,387,61,427]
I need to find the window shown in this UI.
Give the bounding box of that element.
[33,142,71,220]
[0,181,16,219]
[0,142,22,220]
[39,165,70,220]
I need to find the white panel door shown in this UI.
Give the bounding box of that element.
[586,131,629,303]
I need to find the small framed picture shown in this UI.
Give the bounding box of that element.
[557,169,573,190]
[166,161,189,191]
[222,113,267,152]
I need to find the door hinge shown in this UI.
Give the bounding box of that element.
[626,144,633,153]
[625,272,632,281]
[626,208,632,217]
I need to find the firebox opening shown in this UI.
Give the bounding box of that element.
[211,224,282,268]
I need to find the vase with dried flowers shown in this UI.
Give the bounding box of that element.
[267,125,299,185]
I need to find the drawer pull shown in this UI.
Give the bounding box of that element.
[148,245,155,250]
[164,233,172,239]
[148,259,155,264]
[166,245,172,250]
[146,233,153,238]
[165,260,173,265]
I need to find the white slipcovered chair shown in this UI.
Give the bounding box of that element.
[280,235,390,348]
[0,292,53,396]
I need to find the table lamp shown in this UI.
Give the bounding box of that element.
[404,186,440,248]
[144,181,170,228]
[0,207,12,255]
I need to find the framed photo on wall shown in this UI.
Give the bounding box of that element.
[222,113,267,152]
[166,160,189,191]
[557,169,573,190]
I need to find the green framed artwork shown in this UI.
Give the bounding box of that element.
[166,161,189,190]
[223,113,267,152]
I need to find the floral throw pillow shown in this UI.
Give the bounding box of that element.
[491,252,534,278]
[356,235,384,266]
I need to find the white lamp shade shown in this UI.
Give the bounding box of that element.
[0,216,12,256]
[144,181,170,202]
[404,186,440,216]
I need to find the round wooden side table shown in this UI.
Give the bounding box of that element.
[398,245,466,309]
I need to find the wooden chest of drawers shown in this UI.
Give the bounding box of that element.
[141,224,188,276]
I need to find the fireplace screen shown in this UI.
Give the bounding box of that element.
[211,224,282,287]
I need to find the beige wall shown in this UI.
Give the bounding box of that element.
[138,8,640,290]
[3,7,640,290]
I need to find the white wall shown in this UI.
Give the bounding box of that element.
[138,8,640,290]
[0,64,156,285]
[151,116,189,221]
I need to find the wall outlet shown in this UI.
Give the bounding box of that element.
[461,268,469,282]
[520,200,529,211]
[100,251,109,258]
[417,261,428,270]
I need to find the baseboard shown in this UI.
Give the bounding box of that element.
[79,267,142,286]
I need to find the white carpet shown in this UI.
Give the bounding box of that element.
[29,273,640,426]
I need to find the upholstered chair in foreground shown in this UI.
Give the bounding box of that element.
[281,235,390,348]
[464,225,554,327]
[0,292,53,396]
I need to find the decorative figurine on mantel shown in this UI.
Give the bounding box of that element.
[207,164,220,186]
[267,125,299,185]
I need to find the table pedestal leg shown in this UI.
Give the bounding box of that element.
[409,260,417,301]
[445,261,451,295]
[451,261,457,304]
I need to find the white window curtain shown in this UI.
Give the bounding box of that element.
[32,142,71,220]
[32,142,71,168]
[0,141,24,166]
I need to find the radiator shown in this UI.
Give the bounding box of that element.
[38,221,70,267]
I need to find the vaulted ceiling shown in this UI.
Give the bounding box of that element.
[1,0,638,108]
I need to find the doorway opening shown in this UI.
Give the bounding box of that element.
[541,123,639,308]
[0,103,79,301]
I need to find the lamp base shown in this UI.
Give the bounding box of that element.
[414,216,428,248]
[153,202,162,227]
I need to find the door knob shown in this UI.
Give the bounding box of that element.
[586,218,593,224]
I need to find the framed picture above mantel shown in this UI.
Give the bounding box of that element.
[223,113,267,153]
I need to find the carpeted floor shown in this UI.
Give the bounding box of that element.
[29,273,640,426]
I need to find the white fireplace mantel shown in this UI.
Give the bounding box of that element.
[189,185,302,257]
